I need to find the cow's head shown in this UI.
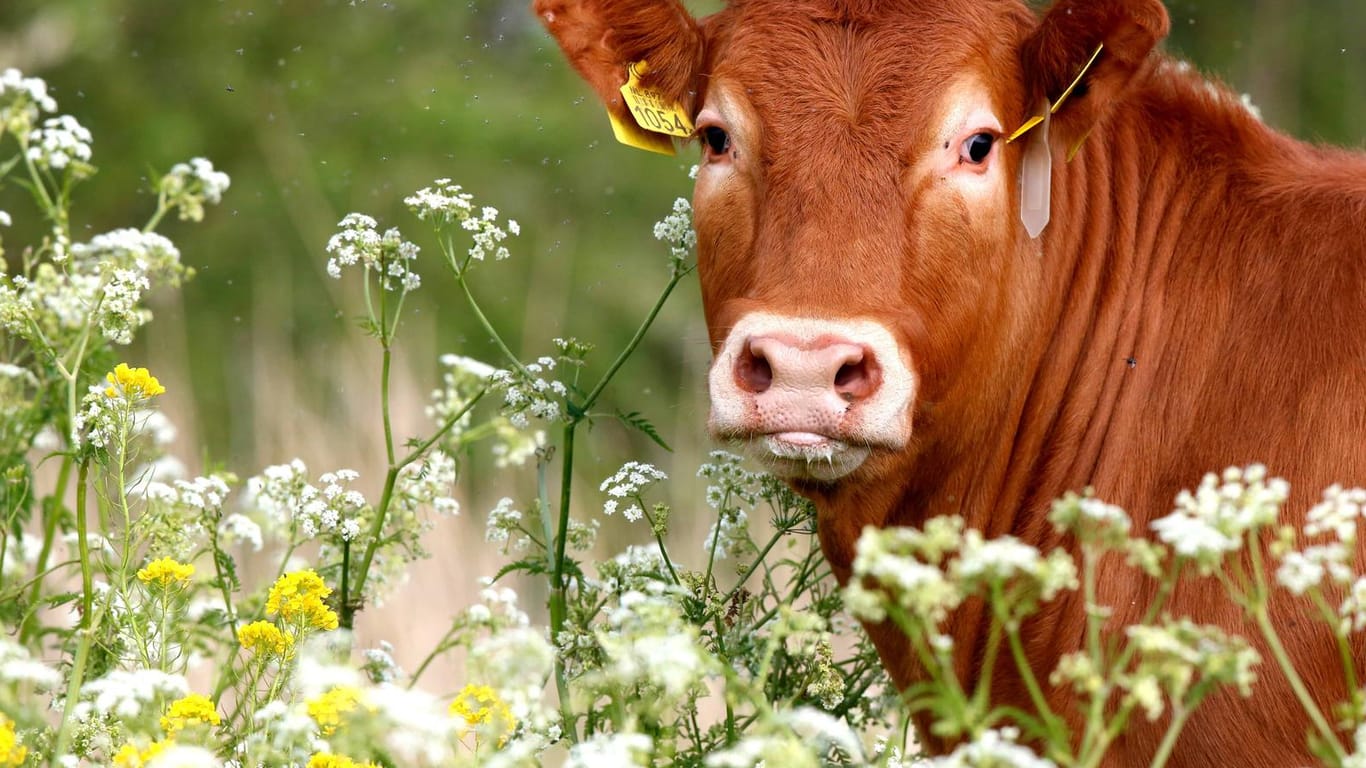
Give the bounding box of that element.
[537,0,1167,487]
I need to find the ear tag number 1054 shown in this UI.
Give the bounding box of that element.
[608,60,695,155]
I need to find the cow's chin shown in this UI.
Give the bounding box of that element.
[742,432,872,483]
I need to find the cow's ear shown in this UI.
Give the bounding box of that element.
[1019,0,1169,144]
[534,0,705,128]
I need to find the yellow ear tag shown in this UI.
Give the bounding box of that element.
[1019,98,1052,239]
[608,110,676,155]
[607,60,695,155]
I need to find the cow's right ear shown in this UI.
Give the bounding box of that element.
[534,0,705,136]
[1018,0,1169,146]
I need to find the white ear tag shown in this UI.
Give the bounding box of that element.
[1019,98,1052,239]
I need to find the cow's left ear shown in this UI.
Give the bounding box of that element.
[1019,0,1170,145]
[534,0,705,130]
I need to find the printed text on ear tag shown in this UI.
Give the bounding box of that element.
[608,109,676,155]
[1020,98,1052,239]
[619,61,694,138]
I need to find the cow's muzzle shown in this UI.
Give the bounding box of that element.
[708,312,915,482]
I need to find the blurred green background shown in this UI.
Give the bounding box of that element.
[0,0,1361,663]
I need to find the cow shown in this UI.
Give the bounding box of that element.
[534,0,1366,764]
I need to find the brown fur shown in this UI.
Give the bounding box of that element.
[537,1,1366,764]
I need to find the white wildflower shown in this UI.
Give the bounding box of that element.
[921,727,1057,768]
[1151,466,1288,573]
[404,179,517,263]
[27,114,92,171]
[566,732,652,768]
[600,461,667,521]
[1305,484,1366,543]
[0,68,58,137]
[219,513,264,552]
[704,508,753,560]
[325,213,421,291]
[160,157,231,222]
[653,196,695,269]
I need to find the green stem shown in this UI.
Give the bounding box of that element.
[21,455,73,643]
[1247,531,1344,759]
[547,421,578,743]
[1147,703,1195,768]
[75,459,92,627]
[53,602,104,761]
[1253,605,1344,758]
[339,539,352,621]
[1005,621,1070,757]
[456,274,528,376]
[343,391,485,628]
[580,268,687,410]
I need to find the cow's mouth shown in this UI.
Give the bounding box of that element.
[747,431,872,483]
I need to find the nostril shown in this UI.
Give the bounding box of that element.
[736,340,774,394]
[833,351,879,401]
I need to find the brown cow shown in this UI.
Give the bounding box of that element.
[535,0,1366,764]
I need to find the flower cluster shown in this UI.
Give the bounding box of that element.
[267,570,340,632]
[404,178,519,265]
[0,67,57,136]
[238,620,294,657]
[325,213,421,292]
[136,557,195,589]
[489,356,567,428]
[1150,465,1288,574]
[27,114,94,173]
[600,461,667,522]
[247,460,368,542]
[160,693,221,735]
[160,157,232,222]
[653,196,696,273]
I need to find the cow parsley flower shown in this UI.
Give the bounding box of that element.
[0,67,58,137]
[361,641,403,684]
[703,508,753,560]
[77,669,190,721]
[219,512,264,551]
[404,179,518,266]
[1275,543,1352,596]
[653,196,695,272]
[1304,484,1366,543]
[27,114,93,171]
[1150,465,1289,573]
[489,358,568,428]
[600,461,667,522]
[325,213,421,291]
[159,157,231,222]
[485,497,525,548]
[920,727,1057,768]
[566,732,652,768]
[394,450,458,517]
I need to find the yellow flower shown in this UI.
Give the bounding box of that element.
[160,693,221,735]
[237,620,294,656]
[306,686,366,736]
[112,739,172,768]
[136,557,195,588]
[267,570,339,631]
[0,714,26,767]
[104,363,166,400]
[306,753,379,768]
[450,683,515,744]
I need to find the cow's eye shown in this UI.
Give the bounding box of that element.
[960,132,995,165]
[702,125,731,157]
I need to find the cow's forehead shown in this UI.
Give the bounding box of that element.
[703,0,1031,155]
